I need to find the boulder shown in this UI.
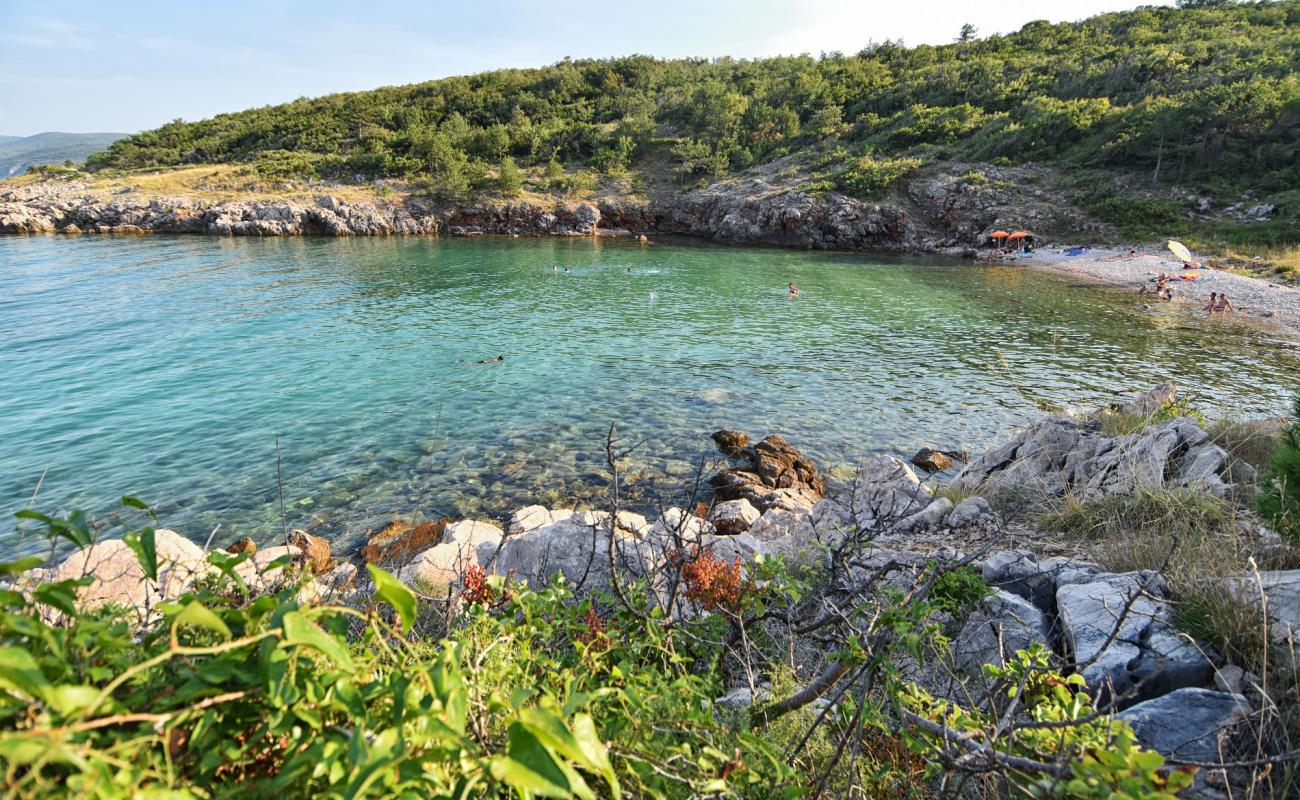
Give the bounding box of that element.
[44,529,208,617]
[508,505,575,535]
[708,499,761,536]
[1114,383,1177,417]
[945,496,992,528]
[1056,571,1211,704]
[493,516,651,592]
[709,434,824,512]
[1227,569,1300,649]
[954,588,1052,671]
[287,529,331,574]
[1118,688,1250,762]
[896,498,954,531]
[816,456,934,534]
[361,518,451,565]
[953,414,1234,501]
[398,521,504,591]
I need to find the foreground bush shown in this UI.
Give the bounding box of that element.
[0,508,1203,798]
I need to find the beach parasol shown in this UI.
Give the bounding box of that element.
[989,230,1010,239]
[1007,231,1032,239]
[1167,240,1193,264]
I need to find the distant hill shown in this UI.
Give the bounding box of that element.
[0,132,126,176]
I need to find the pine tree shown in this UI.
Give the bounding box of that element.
[498,156,523,196]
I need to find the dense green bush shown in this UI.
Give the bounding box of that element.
[832,155,922,199]
[80,1,1300,204]
[1259,395,1300,543]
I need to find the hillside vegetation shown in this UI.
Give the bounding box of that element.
[84,2,1300,245]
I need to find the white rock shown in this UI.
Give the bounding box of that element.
[708,499,761,536]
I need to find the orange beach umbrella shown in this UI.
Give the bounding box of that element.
[1007,231,1033,239]
[989,231,1010,239]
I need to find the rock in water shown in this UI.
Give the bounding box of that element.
[361,518,452,566]
[709,434,825,512]
[910,448,955,472]
[287,529,332,574]
[711,430,751,458]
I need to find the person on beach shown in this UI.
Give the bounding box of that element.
[788,282,799,299]
[1204,293,1218,313]
[462,355,506,364]
[1215,294,1234,313]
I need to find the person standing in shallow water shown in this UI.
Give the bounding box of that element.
[1205,293,1218,314]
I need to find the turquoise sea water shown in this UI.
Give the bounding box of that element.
[3,234,1298,557]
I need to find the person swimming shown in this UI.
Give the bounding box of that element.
[461,355,506,364]
[1204,292,1218,313]
[552,265,558,273]
[564,268,571,274]
[788,282,799,299]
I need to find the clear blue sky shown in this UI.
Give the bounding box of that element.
[1,0,1172,136]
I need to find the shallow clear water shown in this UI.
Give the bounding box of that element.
[2,235,1298,556]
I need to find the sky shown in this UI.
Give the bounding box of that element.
[1,0,1174,136]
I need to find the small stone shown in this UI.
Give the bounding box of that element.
[910,448,955,472]
[226,537,257,555]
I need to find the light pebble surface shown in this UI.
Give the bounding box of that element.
[1014,247,1300,334]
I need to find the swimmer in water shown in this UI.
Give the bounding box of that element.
[461,355,506,365]
[552,265,558,273]
[788,282,799,299]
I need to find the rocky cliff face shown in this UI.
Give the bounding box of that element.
[0,176,921,251]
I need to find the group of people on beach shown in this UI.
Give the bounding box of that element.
[1138,272,1178,300]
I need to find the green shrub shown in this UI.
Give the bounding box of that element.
[1259,395,1300,544]
[930,565,990,615]
[832,155,922,200]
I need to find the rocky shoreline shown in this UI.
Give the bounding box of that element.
[13,383,1297,788]
[0,161,1110,253]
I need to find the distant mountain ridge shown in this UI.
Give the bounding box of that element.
[0,132,126,176]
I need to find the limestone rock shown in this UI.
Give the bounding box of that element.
[1057,571,1211,704]
[44,529,208,617]
[709,499,761,536]
[946,496,992,528]
[508,505,575,535]
[709,434,824,512]
[398,520,503,591]
[954,589,1052,671]
[1118,688,1250,762]
[493,516,650,592]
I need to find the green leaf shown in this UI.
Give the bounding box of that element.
[367,564,417,634]
[34,581,81,618]
[490,723,575,799]
[0,647,51,700]
[45,685,101,717]
[173,600,232,640]
[282,611,353,670]
[123,528,158,581]
[0,556,45,576]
